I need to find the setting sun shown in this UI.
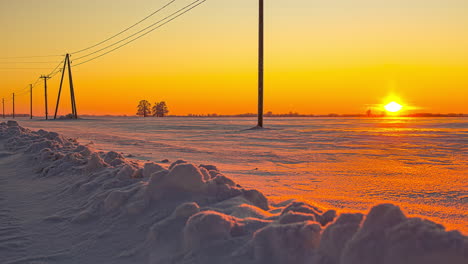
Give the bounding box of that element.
[385,102,403,113]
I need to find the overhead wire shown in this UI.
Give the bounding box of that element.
[0,57,64,71]
[0,55,63,60]
[71,0,177,54]
[31,77,42,88]
[15,89,30,97]
[0,58,64,102]
[48,69,62,79]
[46,58,66,77]
[0,61,64,64]
[73,0,204,62]
[0,67,59,70]
[73,0,207,67]
[16,84,31,93]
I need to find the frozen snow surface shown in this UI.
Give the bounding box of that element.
[15,116,468,232]
[0,119,467,264]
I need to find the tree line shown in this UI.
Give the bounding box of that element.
[136,100,169,117]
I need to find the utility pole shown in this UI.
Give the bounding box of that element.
[2,98,5,118]
[67,54,78,119]
[54,54,78,119]
[12,93,15,119]
[40,75,51,120]
[257,0,264,128]
[30,84,33,119]
[54,57,67,119]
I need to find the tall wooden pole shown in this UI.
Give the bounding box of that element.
[2,98,4,118]
[67,54,78,119]
[12,93,15,119]
[44,76,48,120]
[257,0,264,128]
[54,55,68,119]
[30,84,33,119]
[40,75,51,120]
[53,54,78,119]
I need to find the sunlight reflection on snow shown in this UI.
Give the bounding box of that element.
[17,116,467,232]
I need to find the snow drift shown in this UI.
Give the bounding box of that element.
[0,120,466,264]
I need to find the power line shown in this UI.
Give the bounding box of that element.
[31,77,42,88]
[16,84,30,94]
[15,90,30,97]
[0,55,63,60]
[73,0,207,67]
[0,61,63,64]
[0,67,59,70]
[73,0,204,62]
[48,69,62,79]
[0,59,62,101]
[47,58,66,76]
[71,0,178,54]
[0,60,62,73]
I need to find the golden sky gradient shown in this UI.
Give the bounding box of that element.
[1,0,467,116]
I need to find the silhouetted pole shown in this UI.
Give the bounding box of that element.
[53,54,78,119]
[30,84,33,119]
[2,98,4,118]
[257,0,264,128]
[12,93,15,119]
[54,56,67,119]
[67,54,78,119]
[40,75,51,120]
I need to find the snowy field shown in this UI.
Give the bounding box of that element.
[14,116,468,232]
[0,119,467,264]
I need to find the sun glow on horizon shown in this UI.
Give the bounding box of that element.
[385,102,403,113]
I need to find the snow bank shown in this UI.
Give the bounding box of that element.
[1,120,466,264]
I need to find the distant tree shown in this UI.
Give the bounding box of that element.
[152,101,169,117]
[136,100,152,117]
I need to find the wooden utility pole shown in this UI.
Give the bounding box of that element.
[54,54,78,119]
[30,84,33,119]
[40,75,51,120]
[67,54,78,119]
[257,0,264,128]
[12,93,15,119]
[54,57,67,119]
[2,98,4,118]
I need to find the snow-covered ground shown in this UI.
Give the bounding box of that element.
[0,120,467,264]
[15,116,467,232]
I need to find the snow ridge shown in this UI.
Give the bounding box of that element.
[1,120,466,264]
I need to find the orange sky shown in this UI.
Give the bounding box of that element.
[1,0,467,116]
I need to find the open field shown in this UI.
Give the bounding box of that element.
[15,116,468,232]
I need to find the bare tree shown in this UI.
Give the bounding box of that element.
[136,100,152,117]
[152,101,169,117]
